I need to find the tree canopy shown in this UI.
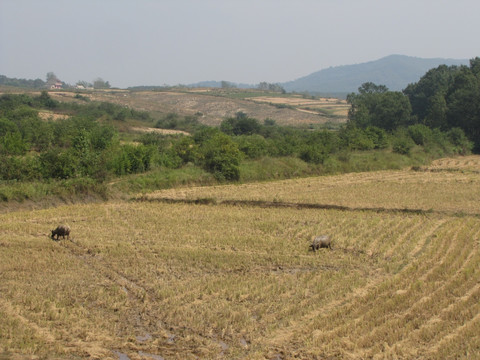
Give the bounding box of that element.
[348,57,480,151]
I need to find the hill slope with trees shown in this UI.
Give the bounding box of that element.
[282,55,468,95]
[347,57,480,152]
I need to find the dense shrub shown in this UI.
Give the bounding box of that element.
[0,154,40,181]
[300,145,329,164]
[110,144,155,175]
[39,149,78,179]
[234,134,268,159]
[220,112,261,136]
[447,127,473,155]
[339,126,375,150]
[155,112,200,131]
[408,124,433,146]
[392,130,415,155]
[198,132,242,181]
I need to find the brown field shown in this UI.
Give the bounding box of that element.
[46,90,347,127]
[1,88,348,128]
[1,156,479,359]
[247,96,349,118]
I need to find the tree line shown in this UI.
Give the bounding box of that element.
[347,57,480,152]
[0,73,111,90]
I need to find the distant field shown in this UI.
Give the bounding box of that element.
[1,156,479,359]
[1,88,348,128]
[46,89,347,127]
[247,96,349,118]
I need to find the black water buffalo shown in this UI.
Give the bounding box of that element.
[51,225,70,240]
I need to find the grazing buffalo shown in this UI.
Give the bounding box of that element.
[51,225,70,241]
[309,235,332,251]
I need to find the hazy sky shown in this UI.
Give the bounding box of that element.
[1,0,479,88]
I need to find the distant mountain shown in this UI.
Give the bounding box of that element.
[281,55,469,94]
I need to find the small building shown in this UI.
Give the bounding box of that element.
[50,82,63,89]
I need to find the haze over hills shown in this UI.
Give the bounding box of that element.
[281,55,469,94]
[188,55,469,96]
[0,55,470,96]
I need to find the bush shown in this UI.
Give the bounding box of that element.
[110,144,155,175]
[299,145,329,164]
[173,136,198,164]
[39,149,78,179]
[220,113,261,136]
[0,154,41,181]
[339,126,375,150]
[408,124,433,146]
[365,126,389,149]
[392,130,415,155]
[1,131,28,155]
[234,134,268,159]
[447,127,473,155]
[199,132,242,181]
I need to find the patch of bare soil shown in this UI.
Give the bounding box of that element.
[38,111,70,121]
[130,126,190,136]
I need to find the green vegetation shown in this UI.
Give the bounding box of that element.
[349,57,480,152]
[1,58,478,203]
[0,85,473,203]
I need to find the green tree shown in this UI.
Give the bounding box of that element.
[198,132,242,181]
[407,124,432,146]
[39,149,77,179]
[358,82,388,95]
[38,91,58,109]
[221,81,236,89]
[424,92,448,129]
[220,113,261,136]
[174,136,198,164]
[403,65,458,125]
[234,134,268,159]
[93,78,111,89]
[447,127,473,155]
[370,92,412,130]
[72,129,95,177]
[0,118,18,136]
[347,83,412,131]
[446,64,480,150]
[1,131,28,155]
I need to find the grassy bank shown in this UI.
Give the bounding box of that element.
[0,148,445,208]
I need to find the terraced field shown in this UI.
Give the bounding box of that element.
[47,89,347,127]
[1,156,479,359]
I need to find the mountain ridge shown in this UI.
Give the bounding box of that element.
[188,55,469,95]
[281,54,469,94]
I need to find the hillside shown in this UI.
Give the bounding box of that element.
[47,89,348,127]
[282,54,469,94]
